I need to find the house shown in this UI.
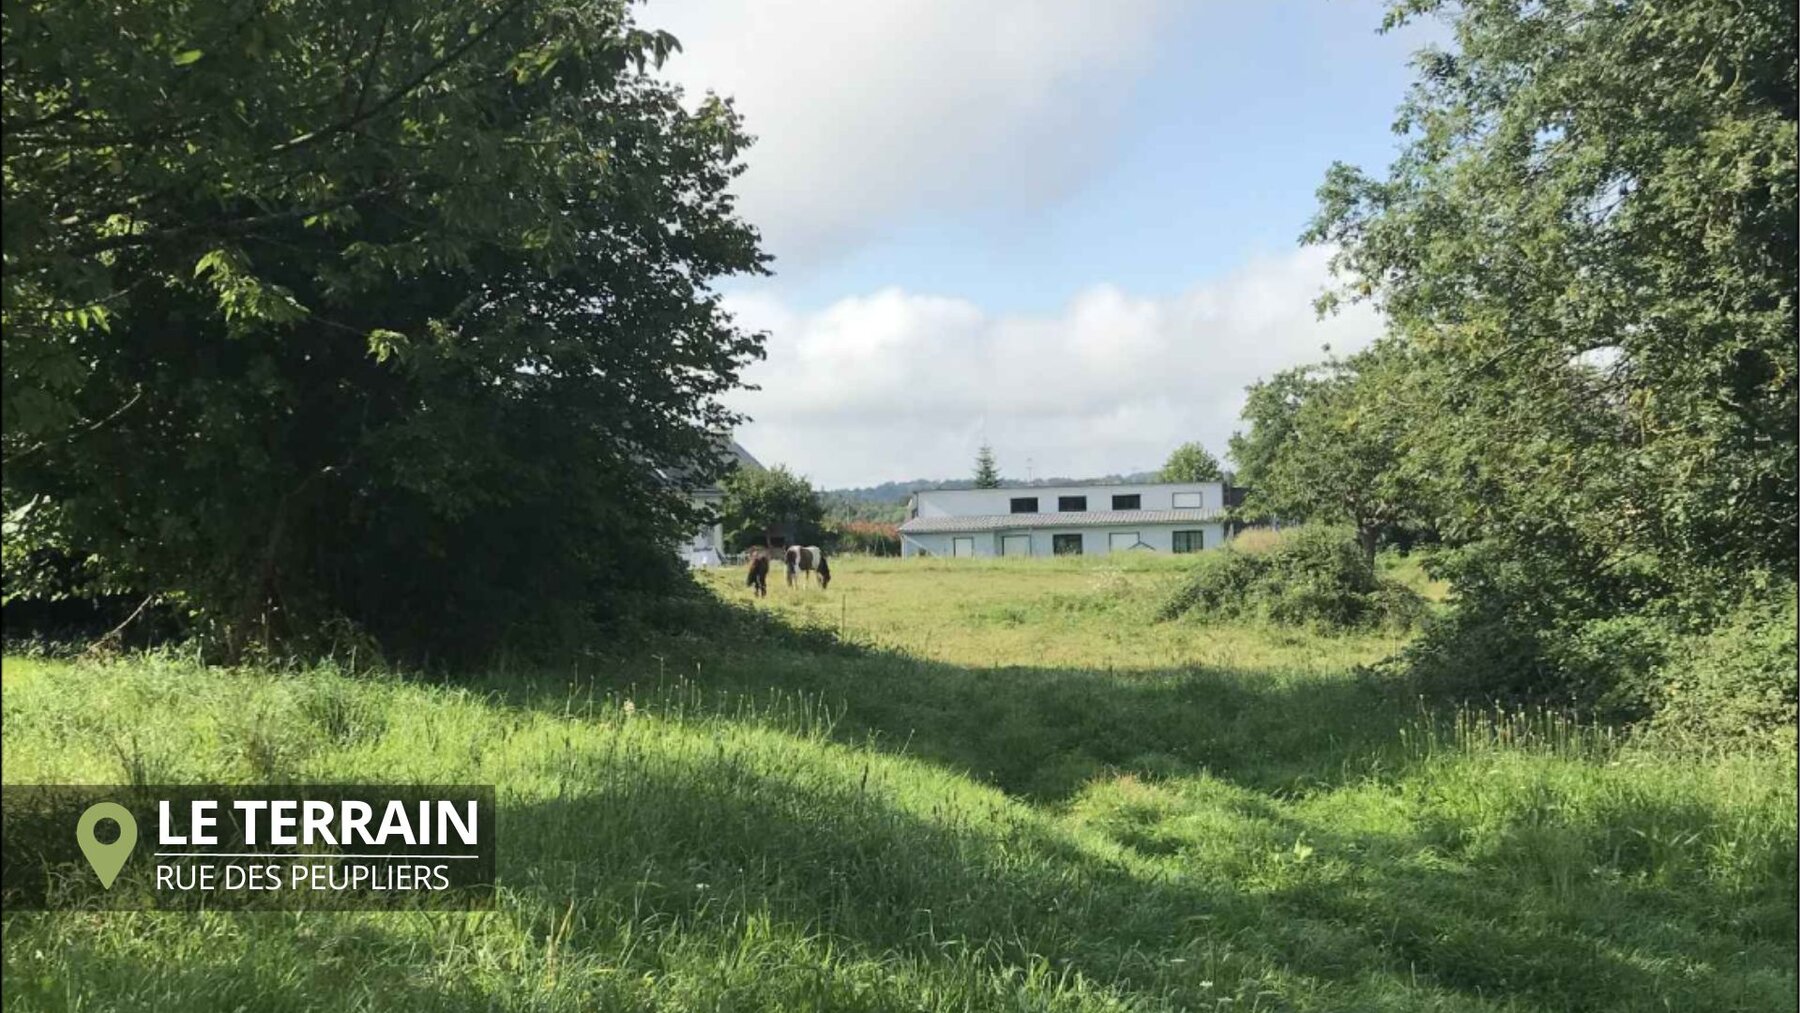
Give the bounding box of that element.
[678,437,763,567]
[897,480,1227,558]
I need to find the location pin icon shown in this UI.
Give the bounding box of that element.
[76,801,138,889]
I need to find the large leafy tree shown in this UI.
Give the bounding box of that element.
[1232,345,1421,563]
[1228,366,1324,494]
[2,0,768,661]
[1297,0,1796,713]
[1157,442,1223,484]
[721,466,824,551]
[1307,0,1796,601]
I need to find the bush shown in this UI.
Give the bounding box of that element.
[829,521,901,556]
[1396,552,1796,741]
[1155,526,1426,631]
[1653,590,1797,744]
[1540,614,1676,721]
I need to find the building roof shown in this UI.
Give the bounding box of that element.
[913,477,1218,496]
[899,508,1224,534]
[724,440,763,472]
[668,435,764,495]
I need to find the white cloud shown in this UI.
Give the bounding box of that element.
[646,0,1172,263]
[637,5,1391,484]
[723,245,1383,488]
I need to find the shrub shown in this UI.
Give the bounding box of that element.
[1396,555,1796,742]
[1539,614,1676,721]
[829,521,901,556]
[1653,589,1797,744]
[1155,525,1426,631]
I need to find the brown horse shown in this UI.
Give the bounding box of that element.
[745,548,770,598]
[783,545,831,590]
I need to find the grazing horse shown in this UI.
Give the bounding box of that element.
[744,549,770,597]
[784,546,832,590]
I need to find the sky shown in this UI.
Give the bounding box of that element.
[643,1,1444,488]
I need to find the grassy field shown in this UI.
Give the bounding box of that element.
[3,554,1794,1011]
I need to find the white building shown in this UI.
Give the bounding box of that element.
[680,438,763,567]
[898,481,1226,558]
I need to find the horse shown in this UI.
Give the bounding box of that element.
[744,548,770,598]
[783,545,831,590]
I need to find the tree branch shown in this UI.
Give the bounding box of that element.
[269,0,530,157]
[3,174,421,274]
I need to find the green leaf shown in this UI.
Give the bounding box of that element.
[367,328,409,363]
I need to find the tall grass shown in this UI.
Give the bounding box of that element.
[3,555,1793,1011]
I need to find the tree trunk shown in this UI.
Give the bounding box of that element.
[1357,525,1379,568]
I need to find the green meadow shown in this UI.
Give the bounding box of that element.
[3,554,1794,1011]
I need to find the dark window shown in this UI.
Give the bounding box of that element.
[1172,530,1205,553]
[1057,495,1087,512]
[1009,497,1038,514]
[1053,533,1083,556]
[1111,493,1141,510]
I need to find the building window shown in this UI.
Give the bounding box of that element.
[1111,493,1141,510]
[952,536,975,558]
[1172,491,1202,509]
[1001,534,1032,556]
[1052,533,1083,556]
[1010,497,1038,514]
[1108,531,1144,552]
[1057,495,1087,512]
[1172,530,1205,553]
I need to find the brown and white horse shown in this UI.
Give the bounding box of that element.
[783,546,831,590]
[745,548,770,597]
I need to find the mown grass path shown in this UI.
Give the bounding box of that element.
[4,555,1794,1011]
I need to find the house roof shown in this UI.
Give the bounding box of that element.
[666,435,764,495]
[724,440,763,472]
[913,478,1219,497]
[899,508,1224,534]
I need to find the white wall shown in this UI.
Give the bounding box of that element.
[912,482,1222,518]
[687,492,726,566]
[900,522,1224,558]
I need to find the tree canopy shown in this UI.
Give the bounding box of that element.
[2,0,768,661]
[1228,366,1323,497]
[1231,344,1423,561]
[721,466,824,551]
[1264,0,1797,715]
[1157,442,1223,484]
[1307,0,1795,589]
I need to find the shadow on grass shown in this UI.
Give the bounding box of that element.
[19,754,1789,1011]
[502,761,1791,1009]
[6,578,1793,1009]
[460,591,1426,803]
